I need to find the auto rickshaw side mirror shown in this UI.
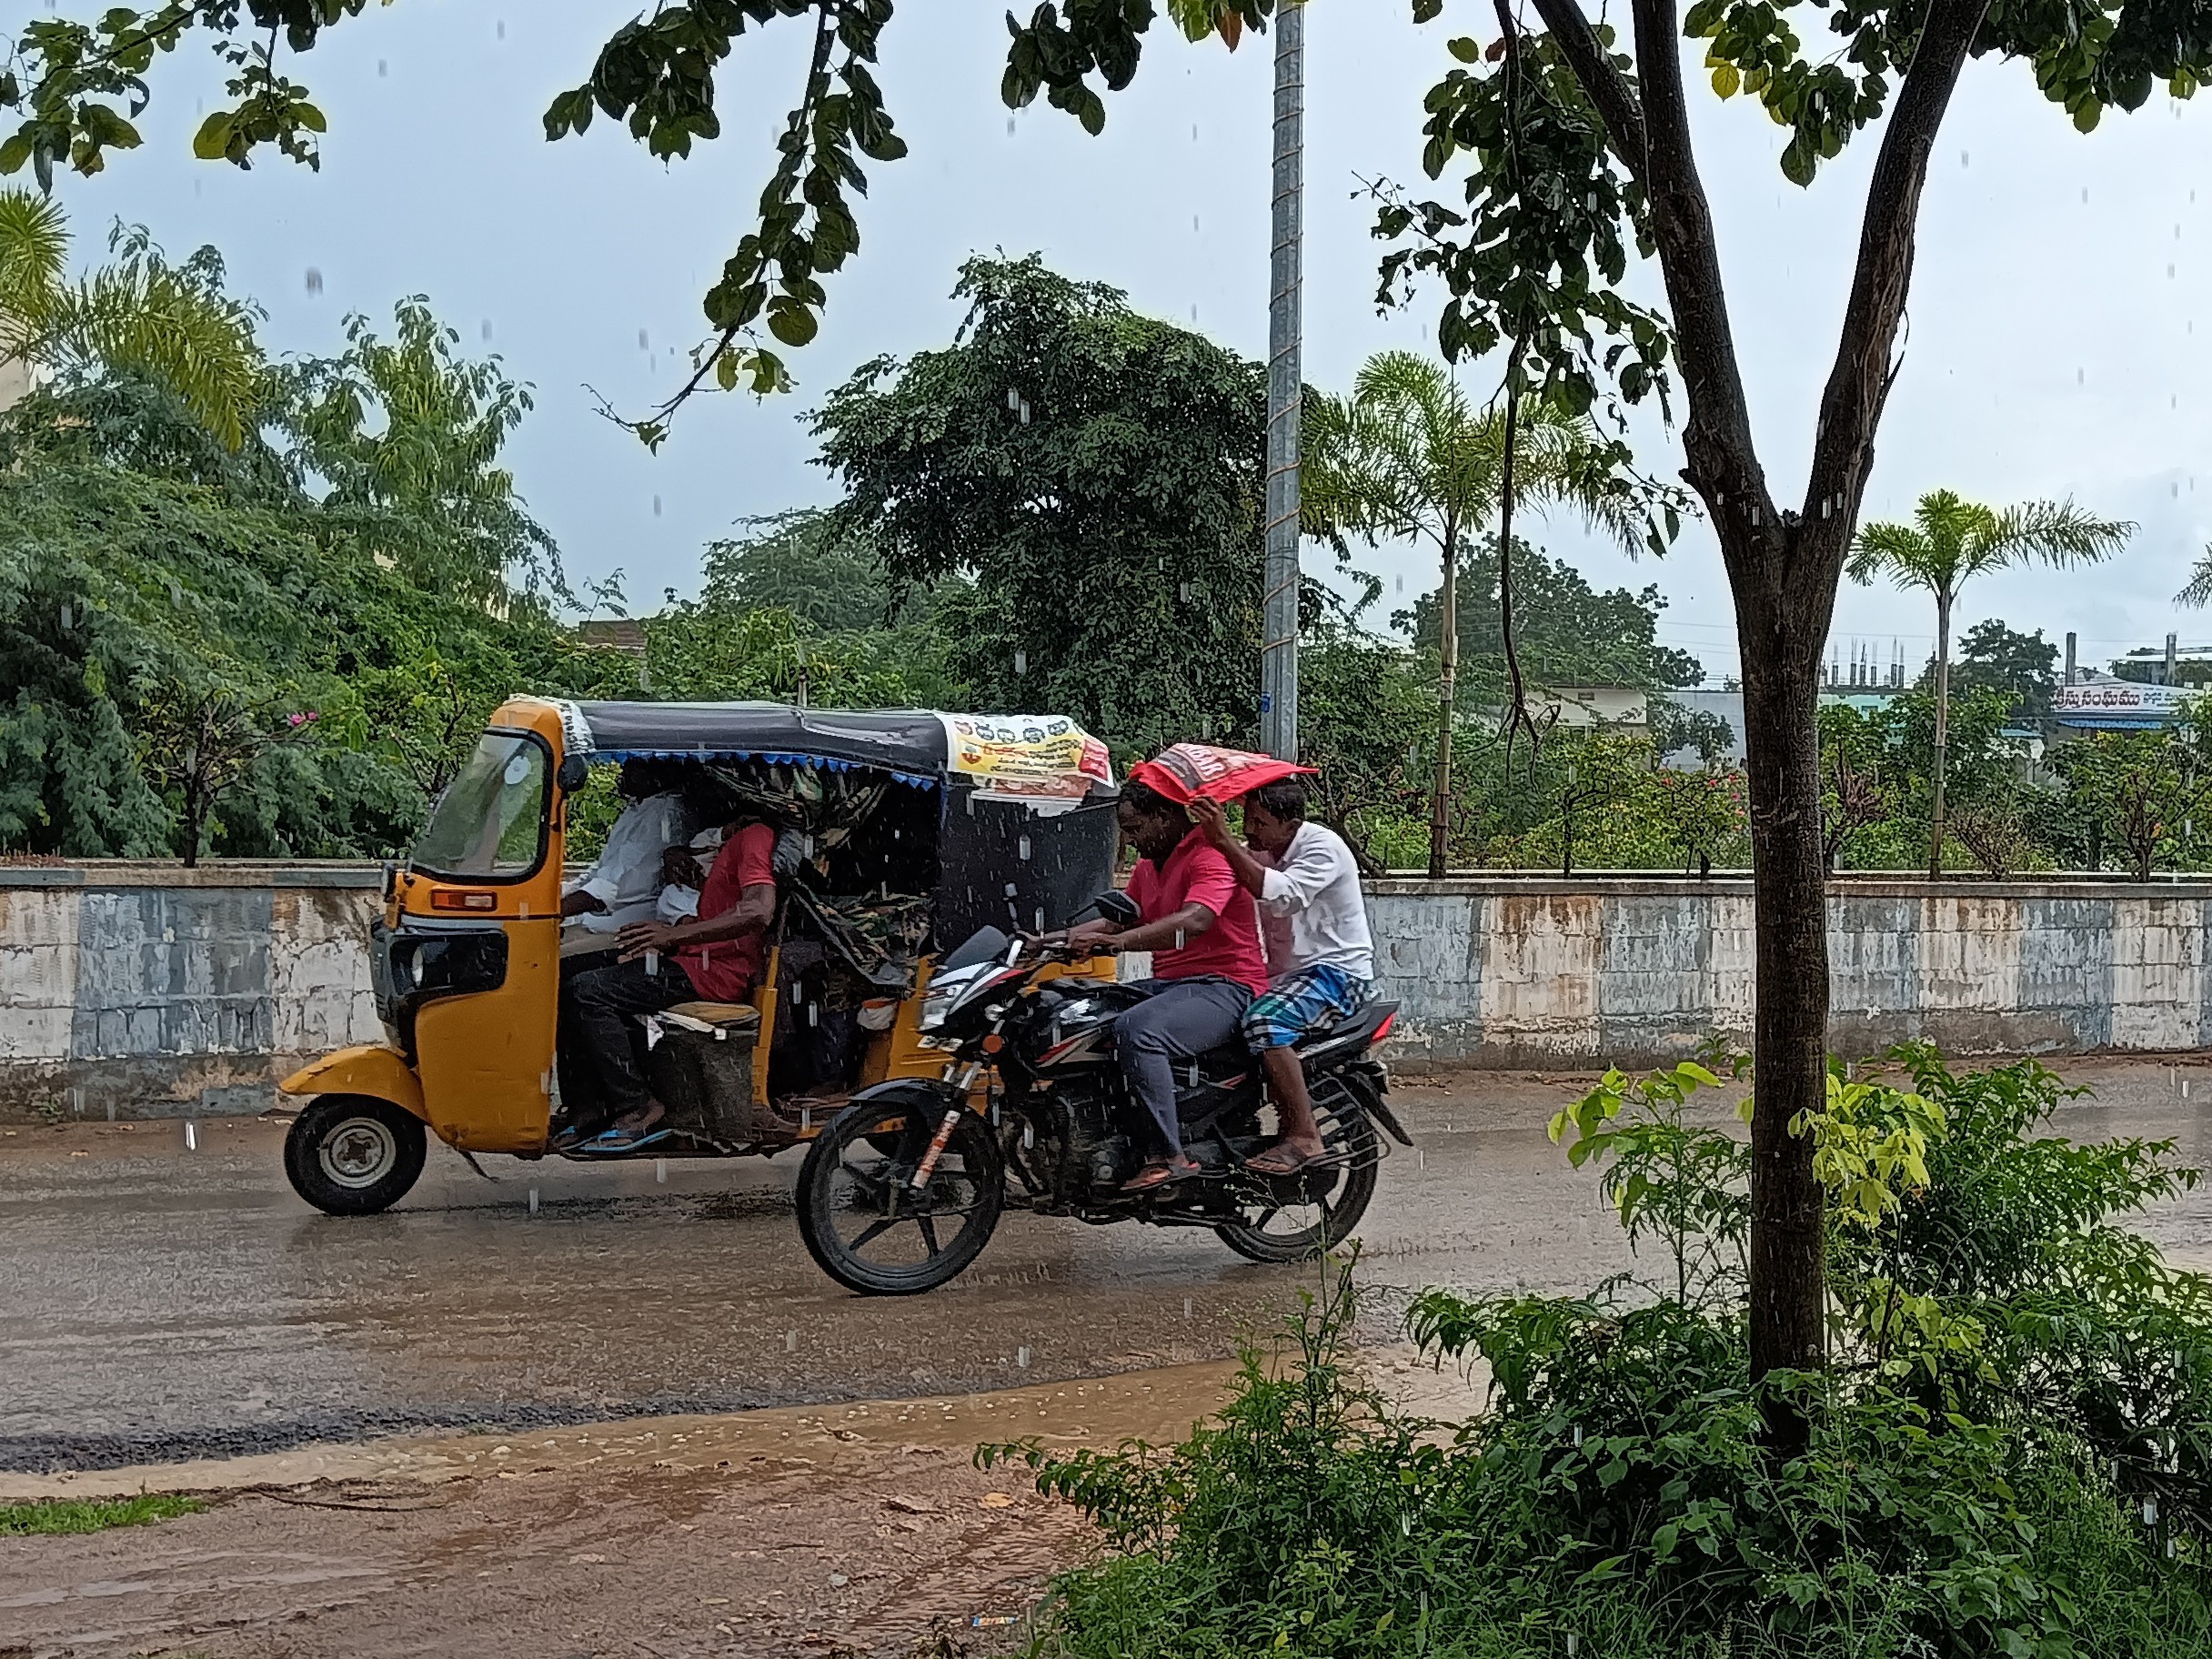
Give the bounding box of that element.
[555,754,590,794]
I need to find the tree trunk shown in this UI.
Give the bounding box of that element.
[1533,0,1988,1443]
[1928,590,1951,879]
[1429,532,1458,880]
[180,773,204,870]
[1736,602,1831,1444]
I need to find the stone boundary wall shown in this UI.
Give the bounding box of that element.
[1,865,2204,1115]
[1366,878,2208,1068]
[0,864,383,1119]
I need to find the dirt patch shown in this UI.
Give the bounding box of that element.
[0,1351,1488,1659]
[0,1363,1253,1659]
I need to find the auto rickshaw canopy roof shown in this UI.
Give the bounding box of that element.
[543,699,1113,797]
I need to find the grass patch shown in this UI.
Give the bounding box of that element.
[0,1493,204,1536]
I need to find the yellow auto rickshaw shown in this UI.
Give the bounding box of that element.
[277,697,1119,1214]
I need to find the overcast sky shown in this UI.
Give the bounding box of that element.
[42,0,2212,685]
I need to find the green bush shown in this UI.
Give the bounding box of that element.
[998,1051,2212,1657]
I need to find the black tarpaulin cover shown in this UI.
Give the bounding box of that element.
[568,702,954,785]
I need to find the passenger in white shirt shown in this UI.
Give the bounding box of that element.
[559,760,699,954]
[1189,779,1374,1175]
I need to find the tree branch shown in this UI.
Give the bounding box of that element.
[1622,0,1775,561]
[1526,0,1647,174]
[1804,0,1991,563]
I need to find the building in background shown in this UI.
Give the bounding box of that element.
[1655,687,1747,769]
[1532,685,1648,731]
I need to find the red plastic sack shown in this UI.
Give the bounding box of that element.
[1129,743,1314,806]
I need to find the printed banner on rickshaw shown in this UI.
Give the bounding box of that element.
[1131,742,1314,806]
[940,715,1114,801]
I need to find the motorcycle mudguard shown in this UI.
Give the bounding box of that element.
[1334,1062,1413,1146]
[1362,1088,1414,1148]
[845,1077,969,1116]
[278,1045,428,1124]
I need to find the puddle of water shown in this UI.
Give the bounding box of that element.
[0,1360,1252,1503]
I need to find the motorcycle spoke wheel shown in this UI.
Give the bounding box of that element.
[1215,1111,1380,1265]
[799,1096,1005,1295]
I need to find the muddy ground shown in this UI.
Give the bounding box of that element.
[1,1355,1487,1658]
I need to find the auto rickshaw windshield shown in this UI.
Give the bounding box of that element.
[412,729,551,880]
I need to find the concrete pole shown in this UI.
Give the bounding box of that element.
[2065,630,2076,687]
[1259,0,1303,762]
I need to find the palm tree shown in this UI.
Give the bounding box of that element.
[1849,488,2130,878]
[0,188,262,447]
[1302,349,1651,878]
[2173,546,2212,611]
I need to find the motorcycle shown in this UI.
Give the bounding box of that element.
[795,892,1412,1295]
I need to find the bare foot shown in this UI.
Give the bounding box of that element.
[614,1100,668,1134]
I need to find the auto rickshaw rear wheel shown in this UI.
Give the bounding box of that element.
[285,1094,428,1216]
[798,1088,1005,1295]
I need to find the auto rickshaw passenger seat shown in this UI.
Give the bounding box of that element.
[664,1001,762,1031]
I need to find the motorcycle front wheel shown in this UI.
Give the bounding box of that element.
[1215,1110,1379,1264]
[798,1089,1005,1295]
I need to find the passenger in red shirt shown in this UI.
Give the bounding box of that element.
[1061,779,1267,1191]
[564,819,779,1153]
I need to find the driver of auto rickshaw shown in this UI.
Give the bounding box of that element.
[1056,779,1270,1192]
[559,815,780,1154]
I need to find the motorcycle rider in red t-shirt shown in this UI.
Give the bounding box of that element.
[1059,779,1271,1192]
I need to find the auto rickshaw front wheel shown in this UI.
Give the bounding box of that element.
[284,1094,428,1216]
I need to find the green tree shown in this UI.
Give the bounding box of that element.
[0,292,627,860]
[641,603,943,709]
[1947,618,2060,721]
[270,297,562,607]
[814,255,1262,755]
[1295,603,1439,871]
[133,682,319,868]
[2050,707,2212,883]
[1302,352,1667,879]
[1850,490,2127,878]
[0,187,260,446]
[1399,535,1706,703]
[1817,703,1897,872]
[698,508,950,631]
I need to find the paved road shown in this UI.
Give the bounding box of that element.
[6,1058,2212,1472]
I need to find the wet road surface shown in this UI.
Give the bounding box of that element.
[7,1058,2212,1473]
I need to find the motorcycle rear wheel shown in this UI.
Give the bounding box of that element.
[1214,1111,1379,1264]
[798,1091,1005,1295]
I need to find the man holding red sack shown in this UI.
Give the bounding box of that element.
[1058,774,1272,1192]
[1188,780,1373,1175]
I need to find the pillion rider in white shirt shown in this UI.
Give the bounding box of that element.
[1189,779,1376,1177]
[559,759,699,957]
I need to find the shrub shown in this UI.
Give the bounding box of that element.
[1000,1051,2212,1658]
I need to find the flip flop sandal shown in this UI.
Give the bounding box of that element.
[1243,1146,1343,1178]
[1121,1158,1200,1194]
[577,1124,672,1156]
